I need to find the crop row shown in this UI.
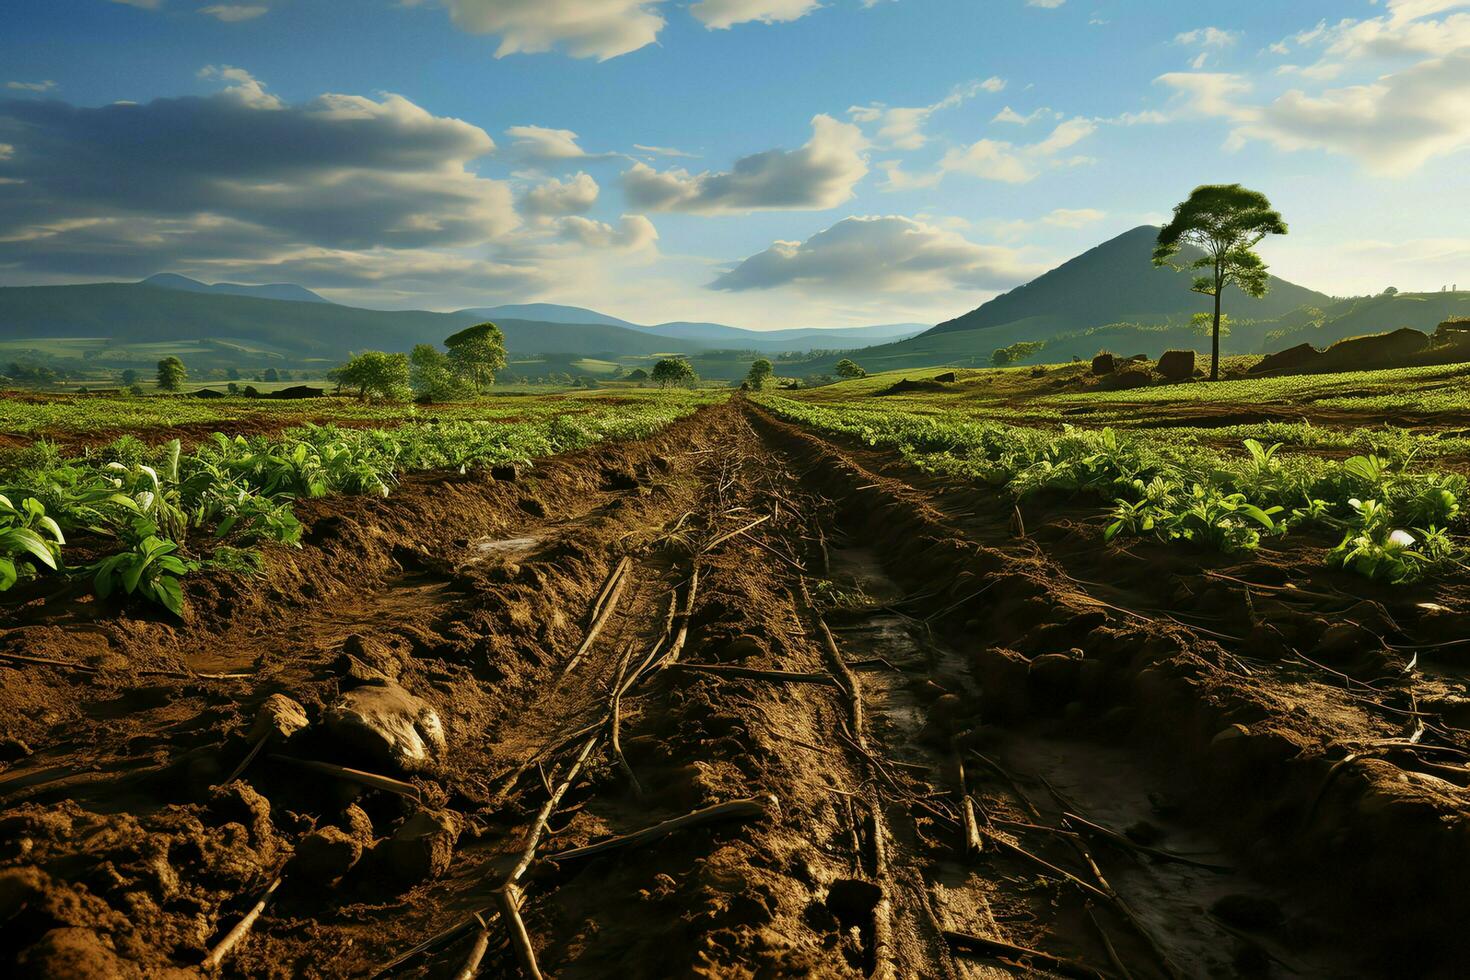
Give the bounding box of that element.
[0,393,715,613]
[756,394,1468,583]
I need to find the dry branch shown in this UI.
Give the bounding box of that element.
[1062,811,1231,872]
[269,756,421,801]
[547,795,775,864]
[703,514,771,552]
[202,876,280,970]
[664,663,840,687]
[559,557,632,680]
[943,929,1110,979]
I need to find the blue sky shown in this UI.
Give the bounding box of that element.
[2,0,1467,327]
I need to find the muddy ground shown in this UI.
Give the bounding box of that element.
[3,398,1470,978]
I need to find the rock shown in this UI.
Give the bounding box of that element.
[1090,352,1116,375]
[288,827,362,882]
[1108,369,1152,390]
[0,737,32,762]
[1157,349,1195,380]
[16,928,144,980]
[323,680,446,773]
[933,371,958,382]
[383,809,461,883]
[1211,893,1284,931]
[247,694,309,743]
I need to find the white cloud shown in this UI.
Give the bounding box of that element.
[622,115,868,213]
[1158,48,1470,174]
[1042,207,1106,228]
[6,80,58,93]
[505,124,615,162]
[518,172,599,218]
[937,116,1097,183]
[109,0,161,7]
[711,215,1043,293]
[849,77,1005,149]
[200,4,269,21]
[993,105,1050,125]
[1175,27,1241,48]
[633,143,698,158]
[691,0,821,30]
[557,214,658,250]
[405,0,666,61]
[1027,0,1066,8]
[197,64,281,109]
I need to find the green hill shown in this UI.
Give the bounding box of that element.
[928,225,1330,338]
[0,283,710,371]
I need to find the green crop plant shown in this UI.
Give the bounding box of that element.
[90,520,197,616]
[0,493,65,590]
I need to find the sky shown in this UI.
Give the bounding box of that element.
[1,0,1468,328]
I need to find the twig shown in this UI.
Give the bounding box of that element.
[1087,903,1135,980]
[703,514,771,552]
[977,828,1111,902]
[608,644,643,798]
[202,876,281,970]
[547,795,775,864]
[1062,812,1232,872]
[943,929,1111,979]
[664,663,840,687]
[269,756,421,801]
[452,913,493,980]
[558,557,632,679]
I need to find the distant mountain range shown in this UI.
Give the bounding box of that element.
[142,273,331,305]
[4,230,1463,383]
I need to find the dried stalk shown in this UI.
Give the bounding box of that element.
[608,644,643,798]
[269,756,421,802]
[944,929,1110,979]
[702,514,771,552]
[203,876,281,969]
[548,795,774,864]
[558,557,632,680]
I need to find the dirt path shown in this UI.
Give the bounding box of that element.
[2,398,1469,977]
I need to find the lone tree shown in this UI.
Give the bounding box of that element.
[651,357,698,388]
[835,358,866,379]
[1153,184,1287,381]
[444,322,507,394]
[328,350,411,401]
[156,356,187,391]
[745,358,773,389]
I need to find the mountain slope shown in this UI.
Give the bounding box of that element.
[143,273,331,305]
[927,225,1330,338]
[0,284,709,366]
[459,303,641,329]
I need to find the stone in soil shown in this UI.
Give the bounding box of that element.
[322,680,446,773]
[381,809,461,883]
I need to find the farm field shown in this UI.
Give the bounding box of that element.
[4,363,1470,977]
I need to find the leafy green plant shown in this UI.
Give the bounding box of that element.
[0,493,65,590]
[91,521,197,616]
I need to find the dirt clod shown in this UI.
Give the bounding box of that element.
[322,680,446,773]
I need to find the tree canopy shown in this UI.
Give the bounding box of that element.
[156,356,187,391]
[444,322,507,394]
[329,350,410,401]
[1154,183,1287,380]
[745,358,773,389]
[651,357,698,388]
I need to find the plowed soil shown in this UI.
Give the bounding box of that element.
[3,398,1469,978]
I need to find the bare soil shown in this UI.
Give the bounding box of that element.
[3,398,1469,978]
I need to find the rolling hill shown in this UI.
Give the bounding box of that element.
[142,273,332,305]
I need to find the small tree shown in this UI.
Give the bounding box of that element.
[410,343,466,402]
[651,357,697,388]
[157,356,187,391]
[328,351,411,401]
[1153,184,1287,381]
[745,358,773,389]
[120,368,139,385]
[835,358,866,379]
[444,322,507,394]
[991,340,1046,367]
[262,367,280,382]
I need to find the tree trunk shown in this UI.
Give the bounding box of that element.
[1211,269,1223,382]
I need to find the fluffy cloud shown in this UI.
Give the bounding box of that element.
[936,116,1097,183]
[1175,27,1240,48]
[710,215,1041,293]
[848,78,1005,150]
[407,0,666,61]
[557,214,658,250]
[691,0,820,30]
[0,70,520,279]
[1159,48,1470,174]
[519,172,600,218]
[6,80,57,93]
[622,115,868,213]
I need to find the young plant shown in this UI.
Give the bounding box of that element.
[91,520,197,616]
[0,493,65,590]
